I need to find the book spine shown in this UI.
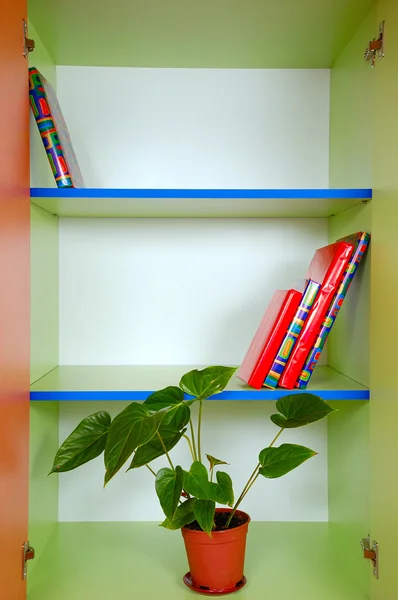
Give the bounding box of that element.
[263,280,320,389]
[296,233,371,388]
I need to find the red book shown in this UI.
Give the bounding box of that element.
[278,241,354,389]
[237,287,304,389]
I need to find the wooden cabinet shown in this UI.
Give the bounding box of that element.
[2,1,398,599]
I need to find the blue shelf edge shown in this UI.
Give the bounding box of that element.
[30,188,373,200]
[30,389,370,401]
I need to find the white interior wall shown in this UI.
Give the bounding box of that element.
[58,401,328,522]
[56,67,330,189]
[59,218,328,365]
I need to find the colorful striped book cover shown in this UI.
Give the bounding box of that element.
[296,231,371,389]
[29,67,84,188]
[237,286,305,389]
[278,241,355,389]
[263,280,320,389]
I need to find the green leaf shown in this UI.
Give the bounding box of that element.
[104,404,162,485]
[183,461,210,498]
[160,499,197,530]
[144,385,191,430]
[194,500,216,535]
[206,454,229,469]
[271,393,336,429]
[162,403,191,430]
[128,427,186,469]
[129,393,190,470]
[144,386,184,411]
[179,366,237,400]
[215,471,234,507]
[50,411,111,474]
[259,444,317,479]
[183,462,234,506]
[155,466,184,520]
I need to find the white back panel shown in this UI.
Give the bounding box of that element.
[59,401,328,522]
[56,67,330,189]
[59,218,328,365]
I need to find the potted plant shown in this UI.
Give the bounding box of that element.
[50,366,335,595]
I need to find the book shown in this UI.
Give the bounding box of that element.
[237,287,304,389]
[263,279,320,389]
[278,240,355,389]
[296,232,371,388]
[29,67,84,188]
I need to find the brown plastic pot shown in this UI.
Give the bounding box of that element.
[181,508,250,594]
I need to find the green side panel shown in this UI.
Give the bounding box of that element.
[29,17,59,383]
[30,205,59,384]
[328,205,371,387]
[29,402,59,577]
[328,7,376,388]
[370,0,398,597]
[328,9,377,599]
[29,0,375,68]
[28,522,366,599]
[328,402,370,597]
[329,6,377,188]
[29,22,59,579]
[28,20,56,79]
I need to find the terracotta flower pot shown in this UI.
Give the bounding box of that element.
[181,508,250,595]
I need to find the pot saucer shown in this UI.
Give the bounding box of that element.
[183,572,247,595]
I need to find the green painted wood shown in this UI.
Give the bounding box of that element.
[30,206,59,384]
[29,21,59,384]
[28,25,59,579]
[328,402,370,597]
[329,8,376,189]
[30,192,370,219]
[28,0,376,69]
[328,6,375,389]
[29,402,59,577]
[370,0,398,597]
[328,13,376,599]
[27,522,366,599]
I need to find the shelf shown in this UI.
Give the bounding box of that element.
[30,365,369,401]
[27,522,365,600]
[30,188,372,218]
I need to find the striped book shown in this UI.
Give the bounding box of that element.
[296,231,370,388]
[263,279,320,389]
[278,241,354,389]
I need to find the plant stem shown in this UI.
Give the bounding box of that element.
[156,431,175,470]
[189,418,198,461]
[236,463,260,506]
[269,428,284,448]
[145,464,157,477]
[197,399,203,462]
[183,434,195,461]
[225,463,259,527]
[210,466,214,482]
[225,427,285,527]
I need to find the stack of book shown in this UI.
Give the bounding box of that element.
[237,232,370,390]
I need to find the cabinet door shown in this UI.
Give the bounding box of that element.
[0,1,30,598]
[371,1,398,598]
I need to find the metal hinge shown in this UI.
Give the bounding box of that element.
[22,541,35,580]
[364,21,385,67]
[22,19,35,58]
[361,535,379,579]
